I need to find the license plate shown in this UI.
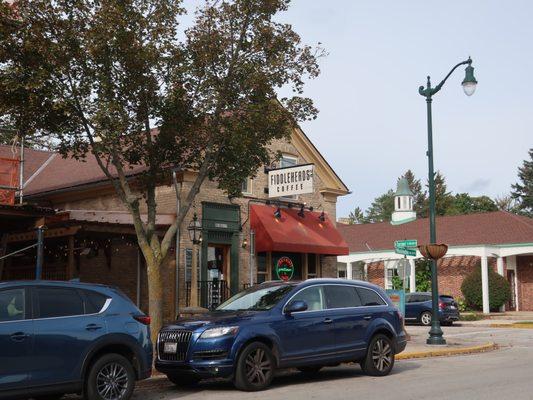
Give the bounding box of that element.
[164,342,177,354]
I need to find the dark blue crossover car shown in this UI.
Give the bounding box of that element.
[156,279,406,391]
[404,292,460,326]
[0,280,152,400]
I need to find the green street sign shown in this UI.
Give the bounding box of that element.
[394,239,418,249]
[395,247,417,257]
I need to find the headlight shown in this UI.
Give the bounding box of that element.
[200,326,239,339]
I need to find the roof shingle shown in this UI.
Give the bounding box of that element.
[337,211,533,252]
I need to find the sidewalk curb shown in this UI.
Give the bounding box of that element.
[490,323,533,329]
[397,342,497,360]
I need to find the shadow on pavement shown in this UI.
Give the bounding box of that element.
[134,362,423,397]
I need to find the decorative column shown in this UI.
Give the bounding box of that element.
[481,256,490,314]
[409,259,416,293]
[497,257,505,311]
[347,262,353,280]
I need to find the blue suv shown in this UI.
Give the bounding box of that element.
[405,292,460,326]
[156,279,406,391]
[0,281,153,400]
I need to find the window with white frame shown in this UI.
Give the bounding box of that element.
[337,262,347,278]
[384,260,399,290]
[280,154,299,200]
[241,177,253,196]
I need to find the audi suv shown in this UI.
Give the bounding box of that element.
[156,279,406,391]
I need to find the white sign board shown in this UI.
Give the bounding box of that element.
[268,164,314,198]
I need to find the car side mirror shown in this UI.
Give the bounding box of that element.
[285,300,308,315]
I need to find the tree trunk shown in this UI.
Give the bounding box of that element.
[145,255,164,343]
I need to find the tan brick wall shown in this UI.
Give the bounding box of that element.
[49,136,343,313]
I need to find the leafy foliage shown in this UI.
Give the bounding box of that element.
[0,0,323,336]
[364,190,395,223]
[415,258,431,292]
[347,206,365,224]
[511,149,533,217]
[447,193,497,215]
[461,266,511,311]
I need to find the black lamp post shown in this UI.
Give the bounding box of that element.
[187,213,202,307]
[418,58,478,345]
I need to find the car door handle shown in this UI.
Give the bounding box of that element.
[363,315,373,320]
[10,332,29,342]
[323,318,333,324]
[86,323,103,331]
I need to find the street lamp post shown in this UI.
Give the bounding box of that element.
[418,58,478,345]
[188,212,202,308]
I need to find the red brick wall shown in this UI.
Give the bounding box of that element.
[365,256,499,302]
[367,261,385,288]
[517,256,533,311]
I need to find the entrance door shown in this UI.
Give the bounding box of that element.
[206,244,230,308]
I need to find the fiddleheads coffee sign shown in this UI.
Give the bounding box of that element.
[268,163,314,198]
[275,256,294,281]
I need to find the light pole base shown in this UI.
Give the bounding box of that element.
[427,322,446,345]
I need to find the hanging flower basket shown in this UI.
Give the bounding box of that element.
[418,244,448,260]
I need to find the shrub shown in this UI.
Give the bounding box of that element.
[461,266,511,311]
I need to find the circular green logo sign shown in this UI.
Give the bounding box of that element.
[276,256,294,281]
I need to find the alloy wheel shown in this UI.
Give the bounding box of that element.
[244,347,272,385]
[96,362,129,400]
[421,312,432,326]
[371,338,393,372]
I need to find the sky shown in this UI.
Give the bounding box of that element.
[183,0,533,218]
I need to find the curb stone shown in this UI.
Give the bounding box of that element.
[396,342,497,360]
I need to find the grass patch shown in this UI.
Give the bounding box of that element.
[459,313,485,321]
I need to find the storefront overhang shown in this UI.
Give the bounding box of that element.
[250,204,349,255]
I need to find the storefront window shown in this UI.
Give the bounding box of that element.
[308,254,318,278]
[272,252,302,282]
[256,252,268,284]
[185,248,200,282]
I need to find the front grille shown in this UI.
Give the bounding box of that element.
[193,350,228,360]
[158,330,193,362]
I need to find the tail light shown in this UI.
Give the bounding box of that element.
[133,315,151,325]
[439,301,446,310]
[395,309,404,328]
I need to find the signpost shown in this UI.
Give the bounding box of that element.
[394,239,418,257]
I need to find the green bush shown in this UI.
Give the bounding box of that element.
[461,266,511,311]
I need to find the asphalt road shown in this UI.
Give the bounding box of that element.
[132,325,533,400]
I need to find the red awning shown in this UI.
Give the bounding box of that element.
[250,204,349,255]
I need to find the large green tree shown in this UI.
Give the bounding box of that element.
[402,169,426,216]
[0,0,323,337]
[511,149,533,217]
[448,193,497,215]
[421,171,454,217]
[364,190,395,223]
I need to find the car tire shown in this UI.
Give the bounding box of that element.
[420,311,432,326]
[297,366,323,375]
[166,373,201,387]
[361,334,395,377]
[441,321,453,326]
[234,342,275,391]
[85,353,136,400]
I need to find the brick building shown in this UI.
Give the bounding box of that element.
[0,126,349,322]
[337,179,533,313]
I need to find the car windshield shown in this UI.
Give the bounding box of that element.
[216,284,294,311]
